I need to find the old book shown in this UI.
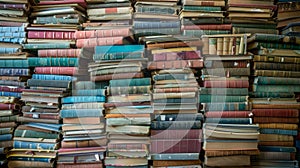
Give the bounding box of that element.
[151,129,202,139]
[205,149,260,157]
[148,60,204,70]
[203,139,258,150]
[202,68,250,77]
[153,160,201,167]
[254,70,300,78]
[252,109,299,117]
[259,134,294,142]
[150,139,201,153]
[253,117,299,124]
[204,155,250,167]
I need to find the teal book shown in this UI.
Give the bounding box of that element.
[204,102,250,111]
[151,153,200,160]
[93,51,143,61]
[183,30,230,36]
[0,60,28,68]
[14,129,59,139]
[13,141,58,150]
[205,118,251,124]
[258,146,296,153]
[62,96,106,104]
[72,89,106,96]
[254,76,300,85]
[248,42,300,50]
[23,43,71,49]
[183,6,221,11]
[199,95,248,103]
[153,73,191,81]
[199,88,249,96]
[60,109,104,118]
[249,92,295,98]
[248,33,300,44]
[252,84,300,92]
[109,78,151,87]
[95,45,144,55]
[27,79,71,88]
[260,128,298,136]
[28,58,79,67]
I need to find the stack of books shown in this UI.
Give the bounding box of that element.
[133,0,180,38]
[226,0,277,35]
[277,0,300,30]
[0,96,20,168]
[181,0,229,36]
[24,0,86,50]
[140,35,203,167]
[105,77,152,167]
[200,34,259,167]
[58,81,106,168]
[85,0,132,30]
[0,1,32,167]
[248,33,300,167]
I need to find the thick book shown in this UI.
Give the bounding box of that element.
[253,62,300,71]
[202,68,250,77]
[148,60,204,70]
[151,121,202,130]
[150,139,201,153]
[203,139,258,150]
[252,109,299,117]
[150,153,200,161]
[27,79,71,89]
[254,70,300,78]
[204,155,250,167]
[200,88,248,95]
[75,28,131,39]
[205,111,252,118]
[203,102,250,111]
[252,84,300,92]
[254,117,299,124]
[109,78,151,87]
[76,36,128,48]
[151,129,202,139]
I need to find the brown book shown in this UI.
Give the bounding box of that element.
[252,104,300,109]
[63,117,102,124]
[0,140,13,148]
[254,70,300,78]
[148,59,204,70]
[61,138,107,148]
[202,36,209,55]
[254,117,299,124]
[254,61,300,71]
[252,109,299,117]
[17,116,60,124]
[209,38,217,55]
[153,160,201,167]
[146,40,203,50]
[202,68,250,77]
[203,140,258,150]
[259,134,294,142]
[8,160,54,168]
[216,37,223,56]
[203,79,249,88]
[258,123,298,130]
[256,151,296,160]
[258,141,294,147]
[184,0,225,6]
[7,149,56,158]
[0,121,16,128]
[91,72,144,81]
[204,155,251,167]
[205,149,260,157]
[253,55,300,64]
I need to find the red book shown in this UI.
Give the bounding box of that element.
[76,36,124,48]
[0,103,19,110]
[181,24,232,30]
[23,113,60,120]
[38,49,82,57]
[153,50,202,61]
[34,67,85,75]
[252,109,299,117]
[203,80,249,88]
[74,28,131,39]
[57,163,103,168]
[150,139,201,153]
[253,117,299,124]
[0,86,23,92]
[205,111,252,118]
[28,31,75,39]
[151,129,202,139]
[0,21,27,27]
[148,60,204,70]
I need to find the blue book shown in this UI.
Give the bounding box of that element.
[62,96,106,104]
[0,92,21,98]
[0,68,30,76]
[205,118,251,124]
[0,32,26,38]
[13,141,58,150]
[259,146,297,153]
[0,38,26,44]
[0,134,12,141]
[0,48,20,54]
[72,89,106,96]
[150,153,200,160]
[0,26,25,32]
[204,102,249,111]
[28,57,79,67]
[23,43,71,49]
[60,109,104,118]
[109,78,151,87]
[95,45,144,54]
[134,20,180,29]
[0,60,28,68]
[32,74,76,81]
[260,128,298,136]
[9,157,52,162]
[25,123,61,132]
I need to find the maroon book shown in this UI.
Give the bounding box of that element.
[151,129,202,139]
[252,109,299,117]
[148,60,204,70]
[150,139,201,153]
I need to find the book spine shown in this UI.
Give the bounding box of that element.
[259,123,298,130]
[0,68,30,76]
[0,37,26,44]
[28,58,79,67]
[253,84,300,92]
[205,118,251,124]
[27,31,75,39]
[258,146,296,153]
[0,134,12,141]
[0,91,21,98]
[88,6,132,15]
[23,113,60,120]
[0,115,17,122]
[134,21,180,29]
[35,17,80,24]
[200,95,248,102]
[260,129,298,136]
[153,51,201,61]
[255,76,300,85]
[0,32,26,38]
[34,67,78,75]
[27,79,71,88]
[91,72,144,82]
[254,117,299,124]
[148,60,204,70]
[203,80,249,88]
[202,37,209,55]
[14,129,59,139]
[38,49,81,57]
[136,5,177,15]
[204,102,249,111]
[254,70,300,78]
[8,161,53,168]
[75,28,130,39]
[61,139,107,148]
[57,163,103,168]
[62,96,106,104]
[223,37,230,55]
[0,47,20,54]
[13,141,57,150]
[0,86,23,92]
[254,62,300,71]
[76,37,124,48]
[151,121,202,130]
[32,74,75,81]
[252,109,299,117]
[182,24,232,30]
[208,38,217,55]
[150,139,201,153]
[0,26,25,32]
[216,38,223,56]
[73,89,106,96]
[60,109,103,118]
[184,1,225,6]
[109,78,151,87]
[153,114,203,121]
[93,51,143,61]
[203,68,250,76]
[109,86,151,95]
[24,43,71,49]
[0,103,18,110]
[154,87,198,93]
[205,111,251,118]
[0,3,27,9]
[151,129,202,139]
